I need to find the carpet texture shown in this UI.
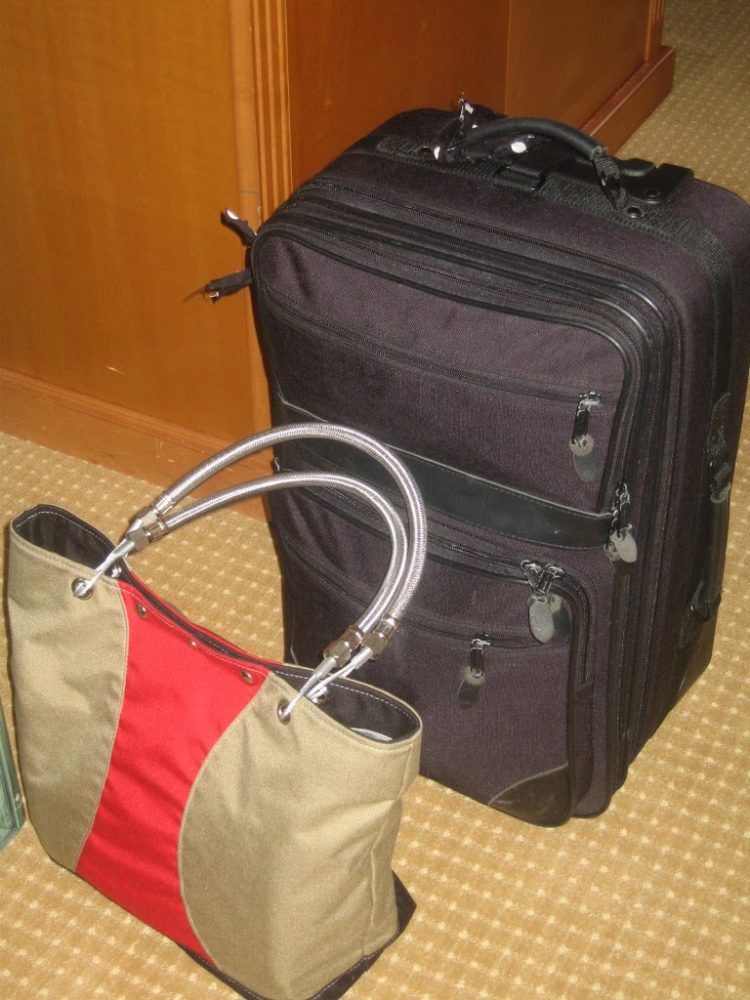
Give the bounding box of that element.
[1,1,749,997]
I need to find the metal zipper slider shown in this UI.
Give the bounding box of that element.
[457,633,491,708]
[521,561,570,643]
[569,391,601,482]
[605,482,638,563]
[220,208,257,248]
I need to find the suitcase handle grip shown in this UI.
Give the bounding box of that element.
[436,116,625,208]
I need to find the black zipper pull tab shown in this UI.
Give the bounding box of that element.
[202,269,254,301]
[521,561,569,643]
[201,210,256,301]
[605,483,638,564]
[457,633,491,708]
[569,391,601,482]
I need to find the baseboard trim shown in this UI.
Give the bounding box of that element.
[0,369,271,519]
[584,45,676,152]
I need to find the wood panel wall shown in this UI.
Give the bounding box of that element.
[285,0,510,188]
[506,0,657,123]
[0,0,274,493]
[1,0,259,441]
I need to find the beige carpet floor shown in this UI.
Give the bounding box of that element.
[2,1,750,998]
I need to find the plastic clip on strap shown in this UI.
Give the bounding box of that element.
[434,115,627,209]
[75,424,428,716]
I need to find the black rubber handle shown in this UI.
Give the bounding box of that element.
[445,116,599,159]
[438,116,626,208]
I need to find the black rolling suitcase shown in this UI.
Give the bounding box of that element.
[209,105,750,824]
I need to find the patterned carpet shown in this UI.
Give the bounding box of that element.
[2,1,749,998]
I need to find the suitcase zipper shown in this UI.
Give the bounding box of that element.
[276,482,591,681]
[520,560,570,643]
[257,207,665,519]
[286,188,674,341]
[570,391,602,482]
[458,634,505,708]
[262,271,636,522]
[278,190,682,554]
[605,482,638,564]
[438,537,590,683]
[283,189,685,553]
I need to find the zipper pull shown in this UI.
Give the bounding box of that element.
[569,391,601,482]
[203,269,253,300]
[521,561,570,643]
[457,634,491,708]
[201,210,256,301]
[605,482,638,563]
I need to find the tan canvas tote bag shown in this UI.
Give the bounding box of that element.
[6,423,426,1000]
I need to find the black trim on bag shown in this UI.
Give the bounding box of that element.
[181,876,416,1000]
[274,398,611,549]
[255,206,645,516]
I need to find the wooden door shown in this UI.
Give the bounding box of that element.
[0,0,273,495]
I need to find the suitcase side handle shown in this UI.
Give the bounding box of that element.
[435,116,625,209]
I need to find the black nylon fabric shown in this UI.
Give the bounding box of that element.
[271,486,584,823]
[251,107,750,822]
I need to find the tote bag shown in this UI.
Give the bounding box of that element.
[6,423,427,1000]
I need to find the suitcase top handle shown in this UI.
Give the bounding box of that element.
[72,423,428,714]
[434,115,626,209]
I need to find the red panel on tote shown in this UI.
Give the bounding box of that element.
[76,578,270,959]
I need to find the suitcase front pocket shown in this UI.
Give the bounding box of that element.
[260,276,626,514]
[270,488,593,826]
[254,215,655,516]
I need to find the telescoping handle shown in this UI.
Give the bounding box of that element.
[74,424,428,714]
[434,115,626,208]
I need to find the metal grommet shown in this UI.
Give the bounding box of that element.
[71,578,93,600]
[135,603,148,619]
[277,700,291,724]
[240,669,255,685]
[311,689,330,706]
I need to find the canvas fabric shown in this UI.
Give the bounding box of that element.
[6,511,421,1000]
